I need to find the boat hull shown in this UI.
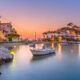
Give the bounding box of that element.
[30,49,55,56]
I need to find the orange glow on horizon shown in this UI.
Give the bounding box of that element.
[13,23,57,39]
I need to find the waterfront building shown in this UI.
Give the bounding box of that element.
[43,31,58,39]
[0,22,20,42]
[42,27,78,41]
[0,23,17,35]
[0,31,5,41]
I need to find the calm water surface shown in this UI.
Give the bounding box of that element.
[0,43,80,80]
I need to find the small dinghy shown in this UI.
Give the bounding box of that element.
[30,48,55,56]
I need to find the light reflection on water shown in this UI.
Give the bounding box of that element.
[10,45,33,72]
[57,44,62,56]
[1,43,80,80]
[10,48,16,73]
[78,44,80,57]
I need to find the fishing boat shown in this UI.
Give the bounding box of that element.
[30,48,55,56]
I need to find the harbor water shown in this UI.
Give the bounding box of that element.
[0,43,80,80]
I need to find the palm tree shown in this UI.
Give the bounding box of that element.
[72,25,79,28]
[67,23,73,26]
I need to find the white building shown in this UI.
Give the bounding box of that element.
[0,22,20,42]
[0,23,17,35]
[43,31,59,39]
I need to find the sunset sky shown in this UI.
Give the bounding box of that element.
[0,0,80,39]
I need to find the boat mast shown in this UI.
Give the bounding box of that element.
[0,16,1,23]
[35,32,36,41]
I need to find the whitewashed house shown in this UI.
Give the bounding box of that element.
[0,22,20,42]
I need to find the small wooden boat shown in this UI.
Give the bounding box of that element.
[30,48,55,56]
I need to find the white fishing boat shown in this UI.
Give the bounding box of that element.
[30,48,55,56]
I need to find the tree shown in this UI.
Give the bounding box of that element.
[7,33,20,42]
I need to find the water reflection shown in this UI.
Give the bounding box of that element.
[1,43,80,80]
[8,45,33,73]
[57,44,62,57]
[78,44,80,57]
[10,49,16,72]
[8,46,16,72]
